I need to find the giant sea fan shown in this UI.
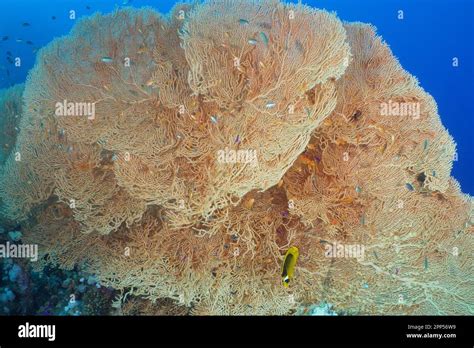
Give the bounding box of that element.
[0,0,472,315]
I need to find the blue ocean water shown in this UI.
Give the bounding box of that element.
[0,0,472,194]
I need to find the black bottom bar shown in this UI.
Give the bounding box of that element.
[0,315,472,346]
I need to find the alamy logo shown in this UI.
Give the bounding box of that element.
[55,100,95,120]
[380,100,420,119]
[0,242,38,261]
[217,147,258,166]
[18,322,56,341]
[324,241,365,260]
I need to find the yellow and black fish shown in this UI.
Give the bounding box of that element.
[281,246,299,287]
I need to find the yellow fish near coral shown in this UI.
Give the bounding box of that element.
[281,246,299,287]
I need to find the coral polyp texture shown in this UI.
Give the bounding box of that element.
[0,0,472,315]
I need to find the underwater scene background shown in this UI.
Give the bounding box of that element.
[1,0,472,194]
[0,0,472,316]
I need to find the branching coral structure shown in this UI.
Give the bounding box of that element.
[0,1,472,315]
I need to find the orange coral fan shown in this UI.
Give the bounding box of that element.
[11,2,350,229]
[282,23,473,314]
[0,1,472,315]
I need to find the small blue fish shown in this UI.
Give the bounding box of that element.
[22,22,31,27]
[1,36,8,41]
[112,154,118,161]
[67,146,73,153]
[177,27,190,36]
[259,32,269,46]
[238,19,249,25]
[423,139,429,150]
[248,38,257,45]
[16,38,23,43]
[360,214,365,225]
[101,56,113,63]
[210,115,218,124]
[355,186,362,194]
[424,256,428,270]
[362,283,369,289]
[405,183,414,191]
[265,102,276,109]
